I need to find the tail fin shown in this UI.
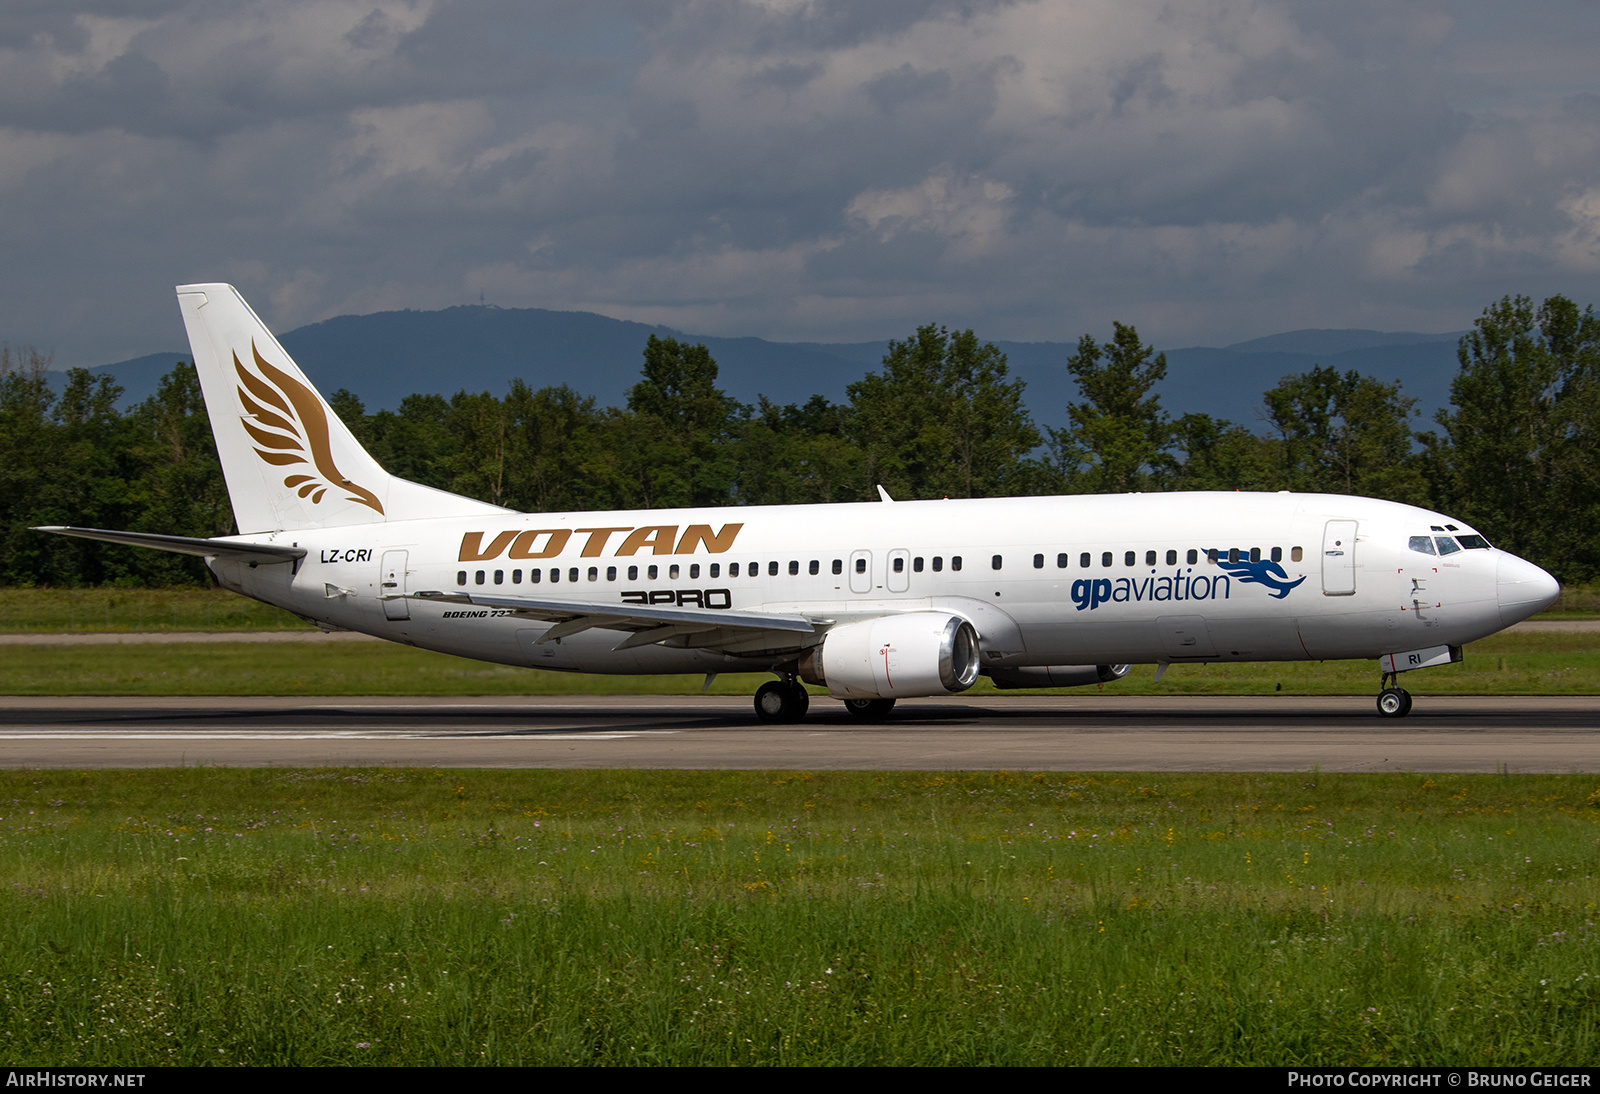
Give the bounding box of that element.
[176,284,510,534]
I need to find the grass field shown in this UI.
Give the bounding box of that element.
[2,768,1596,1066]
[4,588,1596,1066]
[0,628,1596,696]
[0,588,309,633]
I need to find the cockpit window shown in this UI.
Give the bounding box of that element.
[1435,537,1462,556]
[1409,536,1436,555]
[1457,534,1491,550]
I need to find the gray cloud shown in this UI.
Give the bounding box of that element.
[1,0,1597,368]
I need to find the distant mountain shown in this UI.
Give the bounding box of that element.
[80,305,1469,431]
[1224,329,1465,356]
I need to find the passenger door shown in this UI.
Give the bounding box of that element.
[380,550,410,620]
[1322,520,1357,596]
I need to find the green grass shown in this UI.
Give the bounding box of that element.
[1542,583,1600,619]
[0,629,1596,695]
[0,588,311,633]
[2,768,1597,1065]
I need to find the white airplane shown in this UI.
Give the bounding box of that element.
[38,284,1561,722]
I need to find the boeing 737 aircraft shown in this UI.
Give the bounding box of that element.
[37,284,1561,722]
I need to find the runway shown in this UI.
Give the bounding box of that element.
[1,694,1596,771]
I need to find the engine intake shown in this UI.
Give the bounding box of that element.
[799,613,980,699]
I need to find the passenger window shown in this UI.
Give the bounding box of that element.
[607,566,617,581]
[1033,553,1044,569]
[1435,537,1462,556]
[1228,548,1240,563]
[512,569,522,584]
[647,565,658,580]
[1124,551,1135,567]
[1207,550,1218,564]
[457,571,467,586]
[952,556,963,571]
[587,567,598,582]
[1080,552,1091,568]
[1187,549,1198,565]
[494,570,503,584]
[1409,536,1437,555]
[1249,548,1260,563]
[855,558,866,574]
[1271,547,1282,563]
[992,555,1003,570]
[1291,546,1303,562]
[768,561,779,576]
[1145,550,1156,566]
[549,568,559,583]
[710,563,720,578]
[914,557,924,572]
[894,557,905,573]
[670,564,680,579]
[1101,552,1112,567]
[748,561,758,575]
[1057,553,1069,569]
[568,568,579,583]
[690,564,700,578]
[788,560,799,575]
[809,560,819,575]
[475,570,485,585]
[531,569,541,584]
[933,557,944,572]
[628,565,639,580]
[1166,550,1177,566]
[729,563,739,577]
[832,559,843,575]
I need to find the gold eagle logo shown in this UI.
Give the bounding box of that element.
[234,341,385,515]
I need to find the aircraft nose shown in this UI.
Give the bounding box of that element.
[1497,552,1560,627]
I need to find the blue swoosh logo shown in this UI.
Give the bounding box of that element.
[1211,554,1307,599]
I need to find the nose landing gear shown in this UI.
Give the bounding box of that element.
[1376,670,1412,718]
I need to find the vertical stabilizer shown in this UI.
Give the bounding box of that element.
[176,284,508,534]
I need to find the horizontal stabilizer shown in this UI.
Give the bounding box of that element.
[33,526,306,565]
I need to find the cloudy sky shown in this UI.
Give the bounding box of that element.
[4,0,1599,367]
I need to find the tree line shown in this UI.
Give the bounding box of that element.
[2,293,1596,587]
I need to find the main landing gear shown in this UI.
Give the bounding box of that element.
[752,680,899,723]
[754,678,810,723]
[843,697,896,721]
[1376,669,1413,718]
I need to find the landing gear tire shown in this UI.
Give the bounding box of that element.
[843,697,897,721]
[755,681,810,723]
[1376,687,1412,718]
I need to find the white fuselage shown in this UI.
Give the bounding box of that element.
[207,490,1549,677]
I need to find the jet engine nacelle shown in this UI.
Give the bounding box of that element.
[986,664,1132,689]
[799,612,980,699]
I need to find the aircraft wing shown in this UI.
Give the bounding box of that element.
[408,589,823,652]
[33,526,306,565]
